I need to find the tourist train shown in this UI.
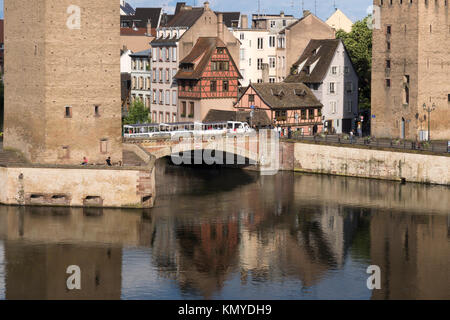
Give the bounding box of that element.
[123,121,254,139]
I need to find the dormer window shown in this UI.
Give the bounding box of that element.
[305,66,310,75]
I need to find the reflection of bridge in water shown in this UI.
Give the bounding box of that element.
[0,169,448,299]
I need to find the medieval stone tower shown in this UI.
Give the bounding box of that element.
[3,0,122,164]
[371,0,449,140]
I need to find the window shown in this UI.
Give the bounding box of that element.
[100,139,109,154]
[282,20,286,27]
[65,106,72,118]
[223,80,229,92]
[94,105,100,117]
[240,48,245,61]
[344,67,349,74]
[153,90,157,103]
[346,82,353,93]
[387,41,391,51]
[269,36,276,48]
[329,82,336,94]
[172,47,177,62]
[189,102,194,117]
[181,101,187,116]
[301,109,307,120]
[172,91,177,106]
[257,79,263,83]
[166,90,170,105]
[210,81,217,92]
[387,25,391,35]
[249,58,251,67]
[386,59,391,69]
[248,94,255,102]
[270,21,276,28]
[308,109,315,120]
[269,77,275,83]
[257,38,264,49]
[385,79,391,88]
[331,66,338,75]
[331,101,337,114]
[347,100,353,112]
[403,75,410,105]
[240,33,245,40]
[159,90,164,104]
[257,58,263,70]
[166,68,170,83]
[217,48,224,54]
[269,57,276,69]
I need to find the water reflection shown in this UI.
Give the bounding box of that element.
[0,159,448,300]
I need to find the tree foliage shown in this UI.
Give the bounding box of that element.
[123,99,150,125]
[336,16,372,110]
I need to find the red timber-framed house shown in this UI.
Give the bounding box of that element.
[235,83,324,135]
[174,37,242,122]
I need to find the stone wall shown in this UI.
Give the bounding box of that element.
[0,165,155,208]
[4,0,123,164]
[283,141,450,185]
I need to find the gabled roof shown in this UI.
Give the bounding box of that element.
[175,37,241,80]
[279,12,330,34]
[203,110,271,126]
[120,2,135,16]
[165,7,204,28]
[120,8,162,29]
[215,12,241,28]
[246,83,322,110]
[285,39,341,84]
[129,49,151,58]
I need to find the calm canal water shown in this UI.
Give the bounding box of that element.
[0,159,449,300]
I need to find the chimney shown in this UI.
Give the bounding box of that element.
[204,1,210,11]
[280,11,285,17]
[146,19,152,36]
[217,13,224,40]
[303,10,311,17]
[240,15,248,29]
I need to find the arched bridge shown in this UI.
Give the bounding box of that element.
[124,130,280,174]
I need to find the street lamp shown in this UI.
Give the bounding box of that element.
[422,103,436,141]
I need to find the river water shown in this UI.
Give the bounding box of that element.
[0,159,448,300]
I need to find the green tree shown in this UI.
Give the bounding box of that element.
[336,16,372,111]
[123,99,150,125]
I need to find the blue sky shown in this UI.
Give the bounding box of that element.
[0,0,373,22]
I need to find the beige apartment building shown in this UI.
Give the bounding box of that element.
[371,0,450,140]
[3,0,122,164]
[278,11,336,80]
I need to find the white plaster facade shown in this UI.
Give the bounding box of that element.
[299,41,359,134]
[120,49,132,74]
[130,50,152,114]
[232,29,281,87]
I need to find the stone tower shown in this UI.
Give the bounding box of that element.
[3,0,122,164]
[371,0,449,140]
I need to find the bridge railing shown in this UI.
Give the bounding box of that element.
[283,134,450,155]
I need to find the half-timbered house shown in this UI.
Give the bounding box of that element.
[174,37,242,122]
[236,83,323,135]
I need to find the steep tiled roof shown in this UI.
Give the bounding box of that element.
[203,109,271,126]
[247,83,322,110]
[130,49,151,58]
[284,39,341,84]
[166,7,204,28]
[175,37,228,80]
[120,8,162,29]
[215,12,241,28]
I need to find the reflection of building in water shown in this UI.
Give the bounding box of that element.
[370,212,449,300]
[0,206,156,300]
[175,217,240,298]
[239,203,360,287]
[4,243,122,300]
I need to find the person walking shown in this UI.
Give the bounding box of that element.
[106,157,112,166]
[81,157,88,165]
